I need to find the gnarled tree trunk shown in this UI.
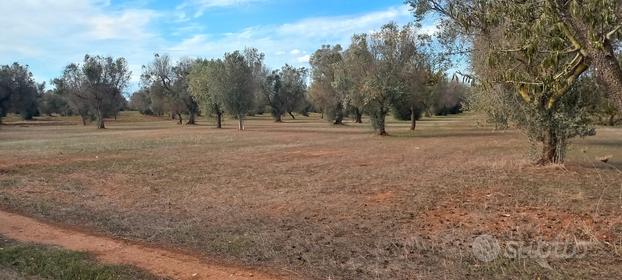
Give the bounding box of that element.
[238,114,245,130]
[96,111,105,129]
[187,111,196,125]
[376,109,388,136]
[333,104,344,125]
[354,108,363,123]
[216,112,223,128]
[378,117,387,136]
[589,43,622,111]
[410,105,417,131]
[186,100,198,125]
[538,127,561,165]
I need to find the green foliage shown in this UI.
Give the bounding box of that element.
[188,58,226,118]
[264,65,308,121]
[469,75,595,163]
[142,54,199,124]
[54,55,130,128]
[309,45,346,124]
[309,23,450,133]
[220,51,255,121]
[129,88,153,115]
[407,0,622,111]
[364,23,422,135]
[0,239,162,280]
[0,63,42,121]
[409,0,619,163]
[38,90,71,116]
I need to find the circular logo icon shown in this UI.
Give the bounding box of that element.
[472,234,501,262]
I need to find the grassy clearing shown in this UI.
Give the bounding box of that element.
[0,112,621,279]
[0,238,164,280]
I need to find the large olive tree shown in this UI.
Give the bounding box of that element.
[55,55,130,129]
[407,0,622,111]
[364,23,420,135]
[309,45,346,124]
[142,54,199,125]
[0,63,41,122]
[221,51,255,130]
[264,65,308,122]
[188,58,227,128]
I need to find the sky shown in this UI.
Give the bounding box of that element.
[0,0,439,92]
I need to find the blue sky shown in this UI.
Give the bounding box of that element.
[0,0,439,91]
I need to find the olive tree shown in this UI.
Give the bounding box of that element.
[468,31,595,164]
[309,45,346,124]
[364,23,420,135]
[188,58,227,128]
[0,63,42,122]
[54,55,130,129]
[340,34,373,124]
[222,51,255,130]
[264,65,308,122]
[407,0,622,111]
[142,54,199,125]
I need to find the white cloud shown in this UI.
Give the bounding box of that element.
[177,0,265,18]
[168,5,420,69]
[0,2,436,91]
[0,0,162,90]
[87,9,158,40]
[296,55,311,63]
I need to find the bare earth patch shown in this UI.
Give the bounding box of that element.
[1,113,621,279]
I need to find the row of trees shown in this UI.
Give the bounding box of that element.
[409,0,622,164]
[134,49,309,130]
[0,56,130,129]
[132,39,465,134]
[308,23,463,135]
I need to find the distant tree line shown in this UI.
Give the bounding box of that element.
[0,56,130,128]
[128,23,468,134]
[1,13,620,164]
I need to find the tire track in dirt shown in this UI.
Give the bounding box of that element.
[0,210,286,280]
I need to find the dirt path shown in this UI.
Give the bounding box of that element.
[0,210,287,280]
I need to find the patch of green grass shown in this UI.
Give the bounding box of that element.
[0,238,165,280]
[0,178,21,189]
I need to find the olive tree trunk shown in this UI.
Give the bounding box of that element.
[538,127,562,165]
[589,42,622,112]
[216,112,223,128]
[377,116,387,136]
[333,103,344,125]
[410,105,417,131]
[187,111,196,125]
[354,108,363,123]
[186,100,198,125]
[238,114,245,130]
[96,110,105,129]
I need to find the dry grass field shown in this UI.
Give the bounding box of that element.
[1,112,621,279]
